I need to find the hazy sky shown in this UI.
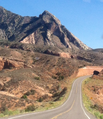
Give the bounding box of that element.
[0,0,103,49]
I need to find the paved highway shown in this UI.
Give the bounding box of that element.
[2,76,97,119]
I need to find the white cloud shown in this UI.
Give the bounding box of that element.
[83,0,91,3]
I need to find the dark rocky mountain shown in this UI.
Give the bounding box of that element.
[0,6,91,52]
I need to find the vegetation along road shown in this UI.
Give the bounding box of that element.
[2,76,97,119]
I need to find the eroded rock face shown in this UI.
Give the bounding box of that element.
[0,77,11,87]
[0,29,7,40]
[4,60,24,69]
[21,32,35,44]
[59,52,71,58]
[0,57,24,71]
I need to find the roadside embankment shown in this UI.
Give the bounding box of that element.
[77,66,103,77]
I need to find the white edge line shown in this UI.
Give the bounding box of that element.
[80,76,91,119]
[8,77,79,119]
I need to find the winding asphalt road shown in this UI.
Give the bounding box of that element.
[2,76,97,119]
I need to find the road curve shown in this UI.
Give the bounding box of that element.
[2,76,97,119]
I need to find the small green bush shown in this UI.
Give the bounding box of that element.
[100,115,103,119]
[22,90,35,99]
[21,95,27,99]
[30,90,35,95]
[35,77,40,80]
[52,76,57,79]
[24,92,31,96]
[1,104,7,113]
[25,105,36,112]
[53,92,59,97]
[58,76,64,81]
[56,72,61,76]
[38,97,43,102]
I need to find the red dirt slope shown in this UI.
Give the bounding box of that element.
[77,66,103,77]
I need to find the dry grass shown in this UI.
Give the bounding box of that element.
[82,78,103,119]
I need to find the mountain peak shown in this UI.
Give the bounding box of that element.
[42,10,51,15]
[41,10,61,25]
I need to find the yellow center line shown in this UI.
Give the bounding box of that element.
[51,100,75,119]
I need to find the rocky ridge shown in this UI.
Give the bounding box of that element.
[0,6,91,52]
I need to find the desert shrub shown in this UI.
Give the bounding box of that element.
[52,76,57,79]
[94,111,103,119]
[58,75,64,81]
[25,90,35,96]
[21,95,27,99]
[30,90,35,95]
[0,105,7,113]
[56,72,61,76]
[38,97,43,102]
[42,94,48,100]
[35,77,40,80]
[56,72,64,81]
[25,105,36,112]
[24,92,31,96]
[91,104,98,110]
[22,90,35,98]
[53,92,59,97]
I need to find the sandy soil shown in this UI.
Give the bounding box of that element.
[76,66,103,77]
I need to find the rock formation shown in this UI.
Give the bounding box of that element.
[0,6,91,52]
[93,70,103,80]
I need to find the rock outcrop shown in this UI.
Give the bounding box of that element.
[0,57,24,71]
[44,50,72,58]
[93,70,103,80]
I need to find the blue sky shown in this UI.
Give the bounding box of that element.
[0,0,103,49]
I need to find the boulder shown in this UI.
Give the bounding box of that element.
[93,70,99,75]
